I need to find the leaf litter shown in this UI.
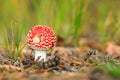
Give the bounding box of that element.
[0,45,120,80]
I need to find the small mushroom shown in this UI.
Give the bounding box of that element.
[27,25,56,61]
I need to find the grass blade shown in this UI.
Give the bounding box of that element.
[73,0,85,44]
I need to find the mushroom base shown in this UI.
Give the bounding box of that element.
[34,50,46,61]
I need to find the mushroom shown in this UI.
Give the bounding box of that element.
[27,25,56,61]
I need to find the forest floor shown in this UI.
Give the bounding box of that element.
[0,38,120,80]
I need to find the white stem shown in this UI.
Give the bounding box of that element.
[34,50,46,62]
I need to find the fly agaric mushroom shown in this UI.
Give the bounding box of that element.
[27,25,56,61]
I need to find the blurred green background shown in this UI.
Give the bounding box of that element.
[0,0,120,47]
[0,0,120,75]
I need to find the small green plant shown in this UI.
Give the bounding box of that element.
[100,60,120,77]
[73,0,85,45]
[3,22,26,60]
[96,1,120,43]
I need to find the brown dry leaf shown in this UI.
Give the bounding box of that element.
[79,38,103,51]
[59,53,69,62]
[106,42,120,55]
[0,64,23,72]
[58,62,65,67]
[71,59,82,65]
[59,53,82,66]
[33,69,49,77]
[80,66,89,72]
[51,47,68,55]
[56,35,64,46]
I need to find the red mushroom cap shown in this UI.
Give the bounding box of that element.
[27,25,56,50]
